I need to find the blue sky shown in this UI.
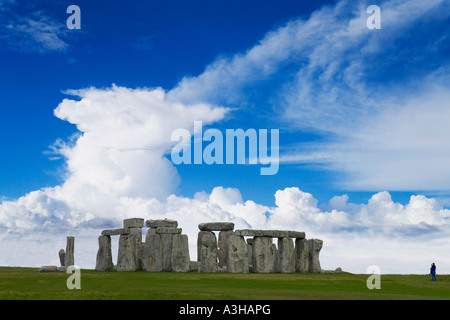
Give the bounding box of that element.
[1,0,450,273]
[0,0,338,204]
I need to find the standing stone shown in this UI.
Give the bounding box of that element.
[117,234,138,271]
[199,231,218,272]
[95,235,114,271]
[295,238,309,273]
[247,238,253,272]
[218,230,233,268]
[130,227,143,271]
[197,231,212,261]
[116,218,143,272]
[64,236,75,267]
[171,234,190,272]
[273,243,280,273]
[226,235,248,273]
[142,232,163,272]
[252,237,276,273]
[161,233,174,271]
[278,237,295,273]
[307,239,323,273]
[58,249,66,267]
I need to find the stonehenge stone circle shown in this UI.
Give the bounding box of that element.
[94,217,326,274]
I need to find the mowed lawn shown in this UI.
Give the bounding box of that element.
[0,267,449,300]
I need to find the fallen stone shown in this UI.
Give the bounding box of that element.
[199,222,234,231]
[335,267,343,274]
[235,229,305,238]
[101,228,129,236]
[39,265,58,272]
[95,235,114,272]
[123,218,144,228]
[156,227,182,234]
[146,219,178,228]
[227,235,248,273]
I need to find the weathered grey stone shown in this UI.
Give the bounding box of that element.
[307,239,323,273]
[199,231,218,272]
[156,227,182,234]
[95,235,114,272]
[199,222,234,231]
[64,236,75,267]
[58,249,65,267]
[197,231,212,261]
[142,233,163,272]
[218,230,234,268]
[226,235,248,273]
[335,267,342,274]
[117,234,137,271]
[171,234,190,272]
[235,229,305,239]
[39,265,58,272]
[295,238,309,273]
[101,228,129,236]
[252,236,277,273]
[189,261,200,272]
[117,227,143,272]
[146,219,178,228]
[123,218,144,228]
[277,237,295,273]
[161,233,174,271]
[247,240,253,268]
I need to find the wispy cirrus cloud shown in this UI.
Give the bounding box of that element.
[0,2,71,54]
[169,0,450,192]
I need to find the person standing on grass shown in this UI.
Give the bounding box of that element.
[430,263,437,281]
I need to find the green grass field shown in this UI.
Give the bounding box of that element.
[0,267,448,300]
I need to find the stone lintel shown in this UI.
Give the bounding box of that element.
[235,229,305,239]
[146,219,178,228]
[198,222,234,231]
[101,228,130,236]
[155,227,182,234]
